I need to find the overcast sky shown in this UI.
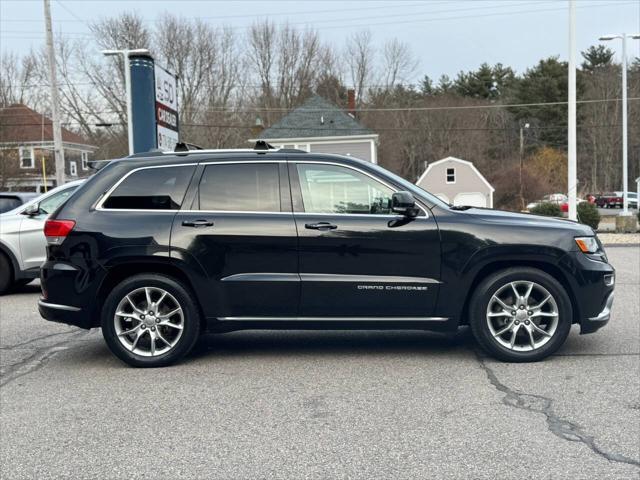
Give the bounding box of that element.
[1,0,639,82]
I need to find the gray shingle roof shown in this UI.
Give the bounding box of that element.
[257,95,374,140]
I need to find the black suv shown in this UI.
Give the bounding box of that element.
[39,146,615,367]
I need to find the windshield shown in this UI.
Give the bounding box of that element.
[366,162,450,209]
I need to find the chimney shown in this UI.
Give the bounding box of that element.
[347,89,356,118]
[251,116,264,138]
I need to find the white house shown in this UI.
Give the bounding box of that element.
[416,156,495,208]
[249,95,378,163]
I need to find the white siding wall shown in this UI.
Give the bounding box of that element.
[308,141,373,162]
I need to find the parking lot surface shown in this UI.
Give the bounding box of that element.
[1,247,639,479]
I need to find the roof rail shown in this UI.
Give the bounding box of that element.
[254,140,275,151]
[174,142,204,152]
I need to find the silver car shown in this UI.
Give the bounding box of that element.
[0,180,84,294]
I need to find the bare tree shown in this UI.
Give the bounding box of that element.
[345,30,375,106]
[0,52,43,108]
[381,38,417,90]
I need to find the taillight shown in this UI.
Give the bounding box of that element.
[44,219,75,245]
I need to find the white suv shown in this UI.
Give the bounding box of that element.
[0,180,84,294]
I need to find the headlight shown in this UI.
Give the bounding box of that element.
[575,236,599,254]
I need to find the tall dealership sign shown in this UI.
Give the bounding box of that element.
[154,65,179,151]
[129,54,179,153]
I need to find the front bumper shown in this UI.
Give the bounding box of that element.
[580,291,614,334]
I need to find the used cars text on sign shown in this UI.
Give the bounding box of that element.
[155,65,179,151]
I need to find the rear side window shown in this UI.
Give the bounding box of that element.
[0,197,22,213]
[103,165,194,210]
[0,196,22,213]
[198,163,280,212]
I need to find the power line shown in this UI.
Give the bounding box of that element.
[2,96,639,118]
[1,120,637,133]
[179,97,640,113]
[0,1,443,23]
[1,1,633,38]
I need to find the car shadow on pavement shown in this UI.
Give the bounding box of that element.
[46,328,478,370]
[187,327,477,362]
[5,282,40,296]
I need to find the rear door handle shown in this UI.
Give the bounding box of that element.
[305,222,337,231]
[182,219,214,228]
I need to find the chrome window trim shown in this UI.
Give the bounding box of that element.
[180,210,292,215]
[292,160,429,218]
[96,163,197,212]
[95,159,429,218]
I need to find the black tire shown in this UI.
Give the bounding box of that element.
[0,253,13,295]
[469,267,572,362]
[101,274,201,367]
[12,279,33,289]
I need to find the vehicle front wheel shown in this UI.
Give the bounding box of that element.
[101,274,201,367]
[469,268,572,362]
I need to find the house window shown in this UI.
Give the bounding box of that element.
[446,167,456,184]
[81,152,89,170]
[70,161,78,177]
[19,146,34,169]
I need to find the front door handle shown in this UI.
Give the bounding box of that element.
[305,222,338,231]
[182,219,214,228]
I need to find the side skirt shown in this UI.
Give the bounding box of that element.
[206,317,457,333]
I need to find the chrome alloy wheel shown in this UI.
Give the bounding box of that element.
[113,287,184,357]
[486,281,559,352]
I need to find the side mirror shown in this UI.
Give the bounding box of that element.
[22,203,41,217]
[392,191,419,217]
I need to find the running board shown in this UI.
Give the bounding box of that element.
[217,316,449,322]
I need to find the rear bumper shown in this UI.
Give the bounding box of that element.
[38,298,91,329]
[580,291,614,334]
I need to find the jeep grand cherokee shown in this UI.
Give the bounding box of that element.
[38,146,615,367]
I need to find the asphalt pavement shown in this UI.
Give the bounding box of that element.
[1,247,639,479]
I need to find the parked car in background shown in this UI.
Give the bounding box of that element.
[560,197,586,213]
[0,180,84,294]
[39,147,614,367]
[0,192,38,213]
[613,191,638,209]
[526,194,587,214]
[595,193,623,209]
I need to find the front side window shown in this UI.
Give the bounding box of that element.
[19,146,34,168]
[198,163,280,212]
[103,165,195,210]
[296,163,394,215]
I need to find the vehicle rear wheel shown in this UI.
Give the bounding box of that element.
[469,267,572,362]
[101,274,200,367]
[0,253,13,295]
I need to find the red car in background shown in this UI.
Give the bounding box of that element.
[595,193,623,209]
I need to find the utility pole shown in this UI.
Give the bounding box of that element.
[599,33,640,216]
[43,0,65,187]
[519,123,529,211]
[567,0,577,221]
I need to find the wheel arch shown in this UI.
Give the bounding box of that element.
[0,241,18,281]
[95,260,205,329]
[459,259,580,326]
